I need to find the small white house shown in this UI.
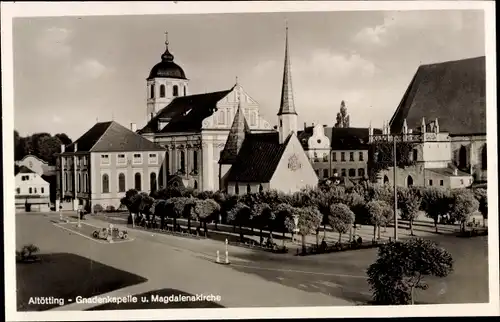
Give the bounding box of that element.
[15,166,50,212]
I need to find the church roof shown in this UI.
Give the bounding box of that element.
[278,26,297,116]
[219,99,250,164]
[148,35,187,80]
[60,121,164,155]
[389,56,486,136]
[138,88,234,134]
[226,132,290,183]
[297,126,382,150]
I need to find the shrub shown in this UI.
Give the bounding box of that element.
[105,205,116,213]
[16,244,40,263]
[93,204,104,214]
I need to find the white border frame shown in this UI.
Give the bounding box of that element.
[2,1,498,321]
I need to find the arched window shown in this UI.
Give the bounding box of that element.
[150,84,155,99]
[102,174,109,193]
[64,173,68,191]
[165,151,170,174]
[247,184,251,194]
[118,173,126,192]
[180,151,185,173]
[358,168,365,177]
[193,150,198,171]
[16,188,20,194]
[348,169,356,177]
[173,85,179,97]
[77,173,81,193]
[481,144,487,170]
[135,172,142,191]
[459,145,467,169]
[160,84,166,98]
[407,175,414,187]
[235,184,239,195]
[184,86,187,96]
[29,187,32,194]
[150,172,157,192]
[259,184,264,193]
[194,180,198,190]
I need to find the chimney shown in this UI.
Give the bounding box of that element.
[130,123,137,132]
[453,168,458,176]
[61,144,65,153]
[74,142,78,152]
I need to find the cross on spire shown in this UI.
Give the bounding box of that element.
[165,31,169,46]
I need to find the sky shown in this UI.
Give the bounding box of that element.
[13,10,485,140]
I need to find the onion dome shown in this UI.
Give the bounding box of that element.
[148,32,187,80]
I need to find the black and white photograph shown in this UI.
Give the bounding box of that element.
[2,1,498,320]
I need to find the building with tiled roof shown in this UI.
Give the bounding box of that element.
[55,121,166,211]
[219,26,318,194]
[372,56,486,188]
[15,166,50,212]
[136,34,275,192]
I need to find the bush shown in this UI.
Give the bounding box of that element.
[105,205,116,213]
[16,244,40,263]
[93,204,104,214]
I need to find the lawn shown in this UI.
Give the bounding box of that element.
[16,252,148,311]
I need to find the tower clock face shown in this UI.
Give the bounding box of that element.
[288,154,301,171]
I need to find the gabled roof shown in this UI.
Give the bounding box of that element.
[390,56,486,135]
[298,126,382,150]
[61,121,164,155]
[138,88,234,134]
[226,132,289,183]
[219,101,250,164]
[17,166,35,175]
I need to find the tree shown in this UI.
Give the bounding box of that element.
[138,192,155,226]
[296,206,322,253]
[227,202,252,241]
[120,189,139,224]
[334,100,350,128]
[192,198,220,236]
[166,197,191,231]
[367,238,453,305]
[181,197,197,232]
[37,135,63,165]
[328,203,355,244]
[398,187,422,236]
[381,203,394,235]
[450,189,479,232]
[55,133,73,146]
[251,202,274,245]
[421,187,452,232]
[474,188,488,227]
[366,200,387,241]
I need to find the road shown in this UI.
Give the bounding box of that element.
[15,211,489,311]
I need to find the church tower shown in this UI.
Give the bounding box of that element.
[277,23,298,144]
[146,32,189,122]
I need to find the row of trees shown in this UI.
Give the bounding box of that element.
[119,182,487,253]
[14,130,72,165]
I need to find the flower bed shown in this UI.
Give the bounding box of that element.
[228,240,289,253]
[296,240,382,256]
[128,225,206,240]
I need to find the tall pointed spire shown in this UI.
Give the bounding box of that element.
[219,89,250,164]
[277,22,297,116]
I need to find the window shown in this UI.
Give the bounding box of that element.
[440,180,444,186]
[323,153,328,162]
[135,173,142,191]
[173,85,179,97]
[235,184,239,195]
[358,168,365,177]
[150,84,155,99]
[101,154,110,165]
[349,152,354,161]
[359,152,364,161]
[65,173,68,191]
[102,174,110,193]
[118,173,126,192]
[29,187,32,194]
[180,151,186,173]
[41,187,44,194]
[259,184,264,193]
[247,184,251,194]
[280,120,283,127]
[429,179,433,186]
[348,169,356,177]
[250,112,257,126]
[194,180,198,190]
[21,175,29,181]
[117,154,126,164]
[160,84,166,98]
[148,153,158,164]
[341,152,346,162]
[78,173,81,192]
[323,169,329,178]
[16,188,20,194]
[218,110,225,125]
[341,169,346,177]
[333,168,338,175]
[133,153,142,164]
[150,172,157,192]
[193,150,199,172]
[332,152,337,161]
[412,149,418,161]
